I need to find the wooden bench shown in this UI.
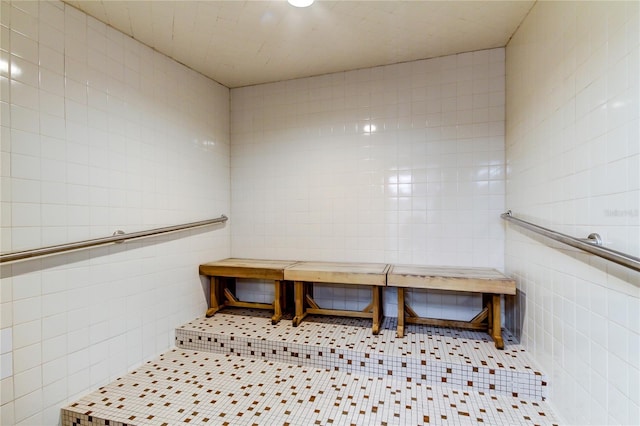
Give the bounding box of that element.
[387,265,516,349]
[199,258,298,324]
[284,261,390,334]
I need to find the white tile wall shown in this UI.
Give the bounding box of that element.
[505,1,640,424]
[0,1,230,424]
[0,327,12,381]
[230,48,506,319]
[4,1,635,425]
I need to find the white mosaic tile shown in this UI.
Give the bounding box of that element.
[175,310,547,400]
[63,348,559,426]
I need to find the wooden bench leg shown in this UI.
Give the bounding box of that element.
[491,294,504,349]
[372,286,381,335]
[397,287,405,338]
[223,287,238,303]
[292,281,307,326]
[483,294,492,331]
[206,276,221,317]
[271,280,283,324]
[281,281,288,312]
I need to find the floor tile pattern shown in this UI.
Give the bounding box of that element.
[175,310,547,400]
[62,348,559,426]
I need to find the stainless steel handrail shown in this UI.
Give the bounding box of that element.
[501,210,640,272]
[0,215,228,264]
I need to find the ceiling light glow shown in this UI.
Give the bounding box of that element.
[0,60,21,77]
[363,124,376,133]
[288,0,314,7]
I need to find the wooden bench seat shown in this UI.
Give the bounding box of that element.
[199,259,516,347]
[199,258,298,324]
[387,265,516,349]
[284,261,390,334]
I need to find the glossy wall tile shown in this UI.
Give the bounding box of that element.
[505,1,640,424]
[230,48,506,320]
[0,1,231,424]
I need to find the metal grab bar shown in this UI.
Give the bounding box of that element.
[501,210,640,272]
[0,215,228,264]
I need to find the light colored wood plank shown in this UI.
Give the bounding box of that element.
[305,294,320,310]
[372,286,381,335]
[205,307,219,317]
[405,316,487,330]
[272,280,283,324]
[223,287,238,303]
[225,300,273,310]
[387,264,515,295]
[470,306,489,324]
[199,258,298,280]
[284,261,389,286]
[489,295,496,328]
[292,281,306,326]
[492,294,504,349]
[397,287,405,338]
[306,308,374,319]
[404,303,419,318]
[205,276,222,318]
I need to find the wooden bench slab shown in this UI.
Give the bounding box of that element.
[199,258,297,280]
[387,265,516,294]
[284,261,390,334]
[199,258,298,324]
[284,261,389,286]
[387,265,515,349]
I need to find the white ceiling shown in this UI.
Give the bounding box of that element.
[65,0,535,88]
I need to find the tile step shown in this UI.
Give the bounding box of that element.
[175,309,547,401]
[62,348,559,426]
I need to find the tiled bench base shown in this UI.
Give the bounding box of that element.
[62,348,559,426]
[175,310,547,401]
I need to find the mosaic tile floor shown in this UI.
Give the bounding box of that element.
[175,310,547,400]
[178,310,532,369]
[63,310,559,425]
[63,348,559,426]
